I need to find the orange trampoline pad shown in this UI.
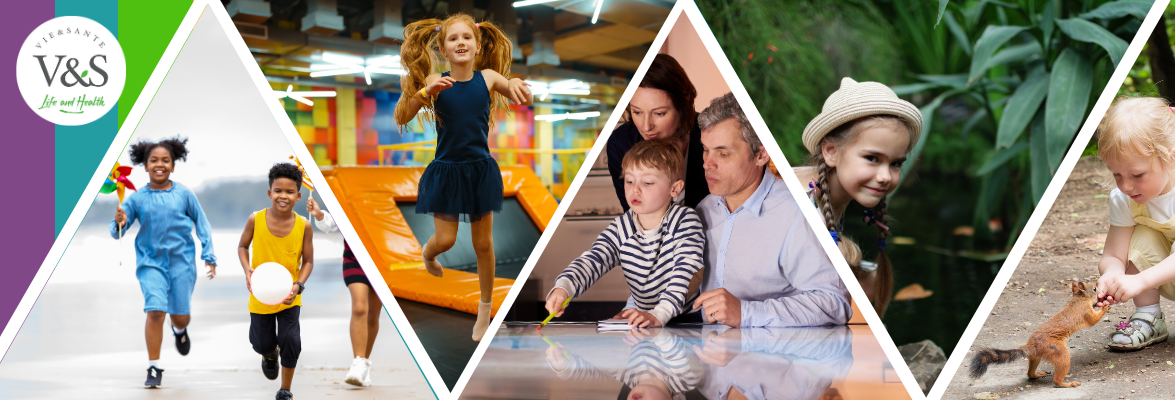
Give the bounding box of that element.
[321,165,556,315]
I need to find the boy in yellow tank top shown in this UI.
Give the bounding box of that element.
[237,163,314,400]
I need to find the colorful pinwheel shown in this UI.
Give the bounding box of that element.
[100,162,136,203]
[288,155,315,191]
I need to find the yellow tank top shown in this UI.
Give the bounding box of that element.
[248,209,306,314]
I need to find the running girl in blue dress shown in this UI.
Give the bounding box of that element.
[111,137,216,388]
[393,13,532,341]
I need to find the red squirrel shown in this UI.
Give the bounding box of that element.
[969,281,1110,387]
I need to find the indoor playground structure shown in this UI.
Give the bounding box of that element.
[320,164,557,316]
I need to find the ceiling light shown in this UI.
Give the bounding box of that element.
[513,0,560,6]
[309,52,403,85]
[274,85,337,106]
[534,111,600,122]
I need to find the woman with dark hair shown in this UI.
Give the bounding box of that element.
[606,54,709,211]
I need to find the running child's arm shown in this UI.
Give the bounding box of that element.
[393,73,453,126]
[545,216,626,317]
[1096,225,1134,306]
[283,222,314,305]
[185,189,218,278]
[482,69,532,106]
[307,198,337,233]
[110,199,136,238]
[238,214,256,290]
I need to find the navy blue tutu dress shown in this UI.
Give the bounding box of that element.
[416,70,504,223]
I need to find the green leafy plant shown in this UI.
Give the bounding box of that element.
[893,0,1143,239]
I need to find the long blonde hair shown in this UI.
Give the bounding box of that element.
[808,115,912,317]
[394,13,514,132]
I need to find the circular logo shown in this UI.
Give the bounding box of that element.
[15,16,125,126]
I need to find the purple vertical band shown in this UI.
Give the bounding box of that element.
[0,3,56,337]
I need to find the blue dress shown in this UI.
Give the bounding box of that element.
[417,70,504,222]
[110,181,216,315]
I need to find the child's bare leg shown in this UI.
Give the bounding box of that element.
[348,283,369,358]
[471,214,495,341]
[423,217,459,276]
[424,218,459,260]
[145,311,165,360]
[281,366,294,390]
[471,214,496,304]
[366,285,381,357]
[170,314,190,330]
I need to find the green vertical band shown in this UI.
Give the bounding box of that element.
[117,0,192,128]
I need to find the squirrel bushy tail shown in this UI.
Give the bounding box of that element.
[970,347,1026,378]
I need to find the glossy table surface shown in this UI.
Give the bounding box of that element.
[460,323,910,400]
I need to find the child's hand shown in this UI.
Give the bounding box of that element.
[307,198,325,221]
[545,288,569,317]
[115,206,127,227]
[1096,269,1125,307]
[1102,274,1150,304]
[623,325,662,345]
[206,263,216,279]
[245,268,254,292]
[424,77,457,97]
[619,309,662,328]
[281,283,299,305]
[544,343,569,371]
[506,78,531,105]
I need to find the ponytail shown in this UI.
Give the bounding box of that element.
[394,18,444,130]
[867,199,893,316]
[394,13,517,132]
[813,152,891,317]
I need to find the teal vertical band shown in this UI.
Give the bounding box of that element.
[54,0,119,237]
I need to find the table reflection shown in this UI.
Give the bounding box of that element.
[461,324,906,400]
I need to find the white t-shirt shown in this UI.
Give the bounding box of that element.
[1109,188,1175,226]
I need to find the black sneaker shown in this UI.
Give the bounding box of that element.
[275,389,293,400]
[262,347,280,380]
[174,327,190,356]
[144,366,164,388]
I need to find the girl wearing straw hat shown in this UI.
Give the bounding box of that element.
[793,77,923,317]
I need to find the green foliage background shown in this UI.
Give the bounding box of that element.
[699,0,1147,359]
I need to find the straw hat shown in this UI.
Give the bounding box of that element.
[802,77,923,153]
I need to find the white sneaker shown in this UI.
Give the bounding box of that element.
[362,358,372,387]
[344,357,366,387]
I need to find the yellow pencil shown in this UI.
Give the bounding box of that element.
[537,297,571,331]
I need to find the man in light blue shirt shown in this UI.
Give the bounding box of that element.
[691,92,851,327]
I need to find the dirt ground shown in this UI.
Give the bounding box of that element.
[944,158,1175,399]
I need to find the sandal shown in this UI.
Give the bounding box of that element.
[1108,312,1169,351]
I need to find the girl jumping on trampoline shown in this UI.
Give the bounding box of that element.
[111,137,216,388]
[393,13,532,341]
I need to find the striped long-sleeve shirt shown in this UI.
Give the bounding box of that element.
[554,204,705,325]
[548,329,701,394]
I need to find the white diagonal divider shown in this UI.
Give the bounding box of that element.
[200,1,449,397]
[926,1,1171,398]
[447,0,927,398]
[447,2,689,396]
[682,1,924,398]
[0,1,448,398]
[0,1,207,362]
